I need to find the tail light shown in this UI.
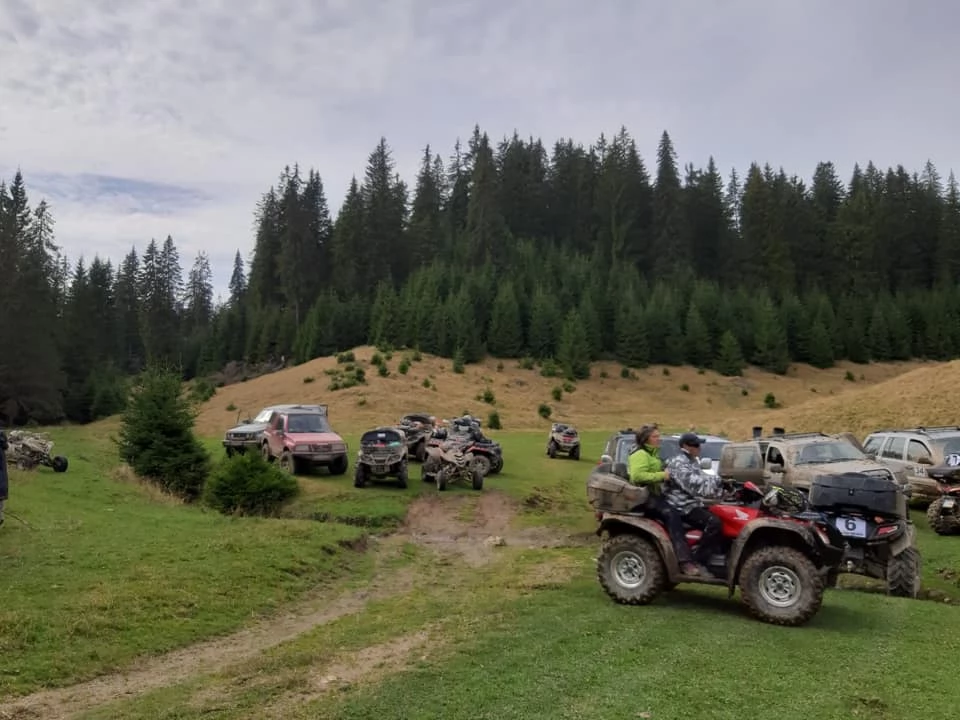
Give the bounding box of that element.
[876,523,900,537]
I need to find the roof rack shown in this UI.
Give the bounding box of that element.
[764,432,830,440]
[874,426,960,435]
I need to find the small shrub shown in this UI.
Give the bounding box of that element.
[189,378,217,403]
[488,411,502,430]
[844,370,855,382]
[482,387,495,404]
[518,357,535,370]
[303,376,315,384]
[336,351,355,364]
[662,367,670,376]
[384,351,394,361]
[763,392,780,409]
[412,349,423,362]
[371,352,384,366]
[538,403,552,419]
[378,363,390,377]
[226,402,237,412]
[620,367,631,379]
[697,368,705,375]
[496,361,504,371]
[357,396,367,406]
[452,348,465,374]
[540,359,559,378]
[422,378,431,388]
[562,380,575,393]
[680,383,690,392]
[203,452,300,517]
[551,386,562,401]
[398,359,410,374]
[600,370,609,379]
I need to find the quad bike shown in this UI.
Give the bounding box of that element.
[805,471,922,597]
[588,463,846,626]
[925,454,960,535]
[354,427,409,489]
[421,441,484,491]
[546,422,580,460]
[428,416,503,476]
[398,413,436,463]
[5,430,68,473]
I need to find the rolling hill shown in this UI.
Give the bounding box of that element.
[193,346,936,439]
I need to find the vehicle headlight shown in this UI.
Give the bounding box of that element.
[333,442,346,453]
[294,444,309,452]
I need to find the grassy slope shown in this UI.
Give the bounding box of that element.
[192,345,930,436]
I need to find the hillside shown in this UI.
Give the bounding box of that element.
[193,346,930,438]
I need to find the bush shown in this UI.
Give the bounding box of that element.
[203,452,300,516]
[538,403,552,419]
[116,363,211,501]
[482,387,495,404]
[551,386,562,401]
[488,410,502,429]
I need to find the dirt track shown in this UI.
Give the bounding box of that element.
[0,491,582,720]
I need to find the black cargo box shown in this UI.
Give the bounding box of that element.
[808,472,907,518]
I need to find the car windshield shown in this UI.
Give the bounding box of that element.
[286,414,330,433]
[933,437,960,458]
[796,440,864,464]
[252,409,274,423]
[362,430,403,445]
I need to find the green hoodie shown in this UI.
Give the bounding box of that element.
[628,444,667,485]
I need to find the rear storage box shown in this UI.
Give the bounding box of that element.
[586,467,649,513]
[808,472,907,518]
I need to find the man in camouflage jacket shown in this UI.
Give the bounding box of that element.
[663,432,725,569]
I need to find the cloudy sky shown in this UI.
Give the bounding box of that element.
[1,0,956,298]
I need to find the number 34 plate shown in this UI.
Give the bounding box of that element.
[943,497,957,509]
[835,516,867,538]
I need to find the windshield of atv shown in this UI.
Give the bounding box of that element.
[361,430,403,446]
[795,439,865,464]
[285,414,331,433]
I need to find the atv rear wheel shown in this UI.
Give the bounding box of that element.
[354,465,367,489]
[436,468,448,491]
[490,455,503,474]
[596,533,666,605]
[886,546,922,598]
[926,497,960,535]
[51,455,68,473]
[473,454,492,476]
[738,546,823,626]
[569,445,580,461]
[547,441,557,459]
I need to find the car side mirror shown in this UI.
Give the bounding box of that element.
[769,463,784,473]
[917,456,934,465]
[700,458,712,470]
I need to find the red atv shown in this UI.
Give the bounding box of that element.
[588,465,846,626]
[926,456,960,535]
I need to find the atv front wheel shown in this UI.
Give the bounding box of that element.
[472,468,484,491]
[490,455,503,474]
[547,441,557,459]
[397,463,409,489]
[473,454,492,476]
[354,465,367,489]
[886,546,922,598]
[596,534,666,605]
[51,455,68,473]
[436,468,448,491]
[570,445,580,461]
[738,547,823,626]
[926,497,960,535]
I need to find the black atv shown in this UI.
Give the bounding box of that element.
[354,427,409,489]
[807,472,921,598]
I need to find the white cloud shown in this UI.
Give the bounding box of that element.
[1,0,957,296]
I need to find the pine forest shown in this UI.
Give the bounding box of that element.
[2,126,960,426]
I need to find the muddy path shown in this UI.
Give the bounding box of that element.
[0,491,585,720]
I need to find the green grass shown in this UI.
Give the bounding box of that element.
[0,426,371,699]
[6,424,960,719]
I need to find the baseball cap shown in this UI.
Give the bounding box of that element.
[678,432,703,447]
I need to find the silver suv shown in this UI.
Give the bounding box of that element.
[861,426,960,503]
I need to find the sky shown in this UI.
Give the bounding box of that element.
[1,0,957,299]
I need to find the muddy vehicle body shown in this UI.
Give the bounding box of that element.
[354,426,409,489]
[260,407,349,475]
[428,415,503,476]
[421,440,484,491]
[223,404,326,456]
[397,412,436,463]
[547,423,580,460]
[862,426,960,504]
[924,454,960,535]
[5,430,68,473]
[588,463,846,626]
[719,427,920,597]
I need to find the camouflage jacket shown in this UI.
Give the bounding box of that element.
[662,450,723,514]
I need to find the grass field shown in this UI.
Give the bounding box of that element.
[3,353,960,719]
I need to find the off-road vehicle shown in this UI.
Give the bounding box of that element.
[397,412,437,462]
[260,407,349,475]
[546,422,581,460]
[588,463,846,626]
[354,426,409,489]
[718,427,920,597]
[428,415,503,476]
[924,453,960,535]
[5,430,68,473]
[222,404,326,456]
[861,426,960,503]
[599,428,729,476]
[421,440,484,491]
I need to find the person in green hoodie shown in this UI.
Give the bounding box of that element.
[628,424,700,575]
